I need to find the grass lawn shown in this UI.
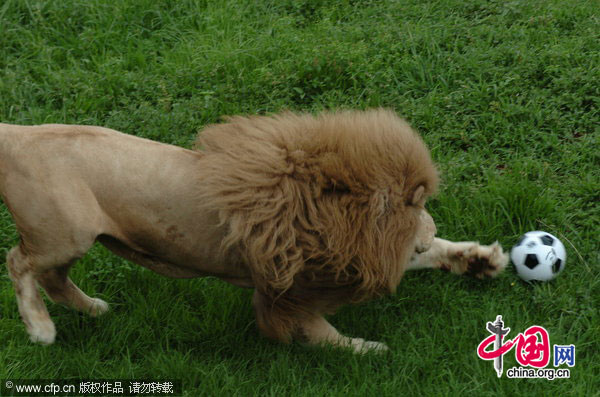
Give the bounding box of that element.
[0,0,598,395]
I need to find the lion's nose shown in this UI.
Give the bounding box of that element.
[415,244,429,254]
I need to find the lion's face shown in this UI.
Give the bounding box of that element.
[414,209,436,253]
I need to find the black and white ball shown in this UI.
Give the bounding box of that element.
[510,231,566,281]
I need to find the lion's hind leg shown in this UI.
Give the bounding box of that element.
[36,265,109,317]
[6,241,108,345]
[3,176,111,343]
[6,245,56,344]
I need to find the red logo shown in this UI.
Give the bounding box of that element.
[478,325,550,368]
[477,316,576,379]
[476,316,551,377]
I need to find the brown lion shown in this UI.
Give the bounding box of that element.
[0,109,507,353]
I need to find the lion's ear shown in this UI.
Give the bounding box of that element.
[410,185,426,206]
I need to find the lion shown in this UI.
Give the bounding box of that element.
[0,109,508,353]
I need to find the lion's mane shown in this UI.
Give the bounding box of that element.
[195,109,438,341]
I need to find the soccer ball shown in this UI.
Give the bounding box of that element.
[510,231,566,281]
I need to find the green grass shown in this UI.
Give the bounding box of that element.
[0,0,598,395]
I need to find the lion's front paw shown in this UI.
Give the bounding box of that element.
[350,338,389,354]
[444,242,508,279]
[88,298,109,317]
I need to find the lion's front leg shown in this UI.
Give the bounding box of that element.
[406,238,508,278]
[298,315,389,354]
[253,291,388,354]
